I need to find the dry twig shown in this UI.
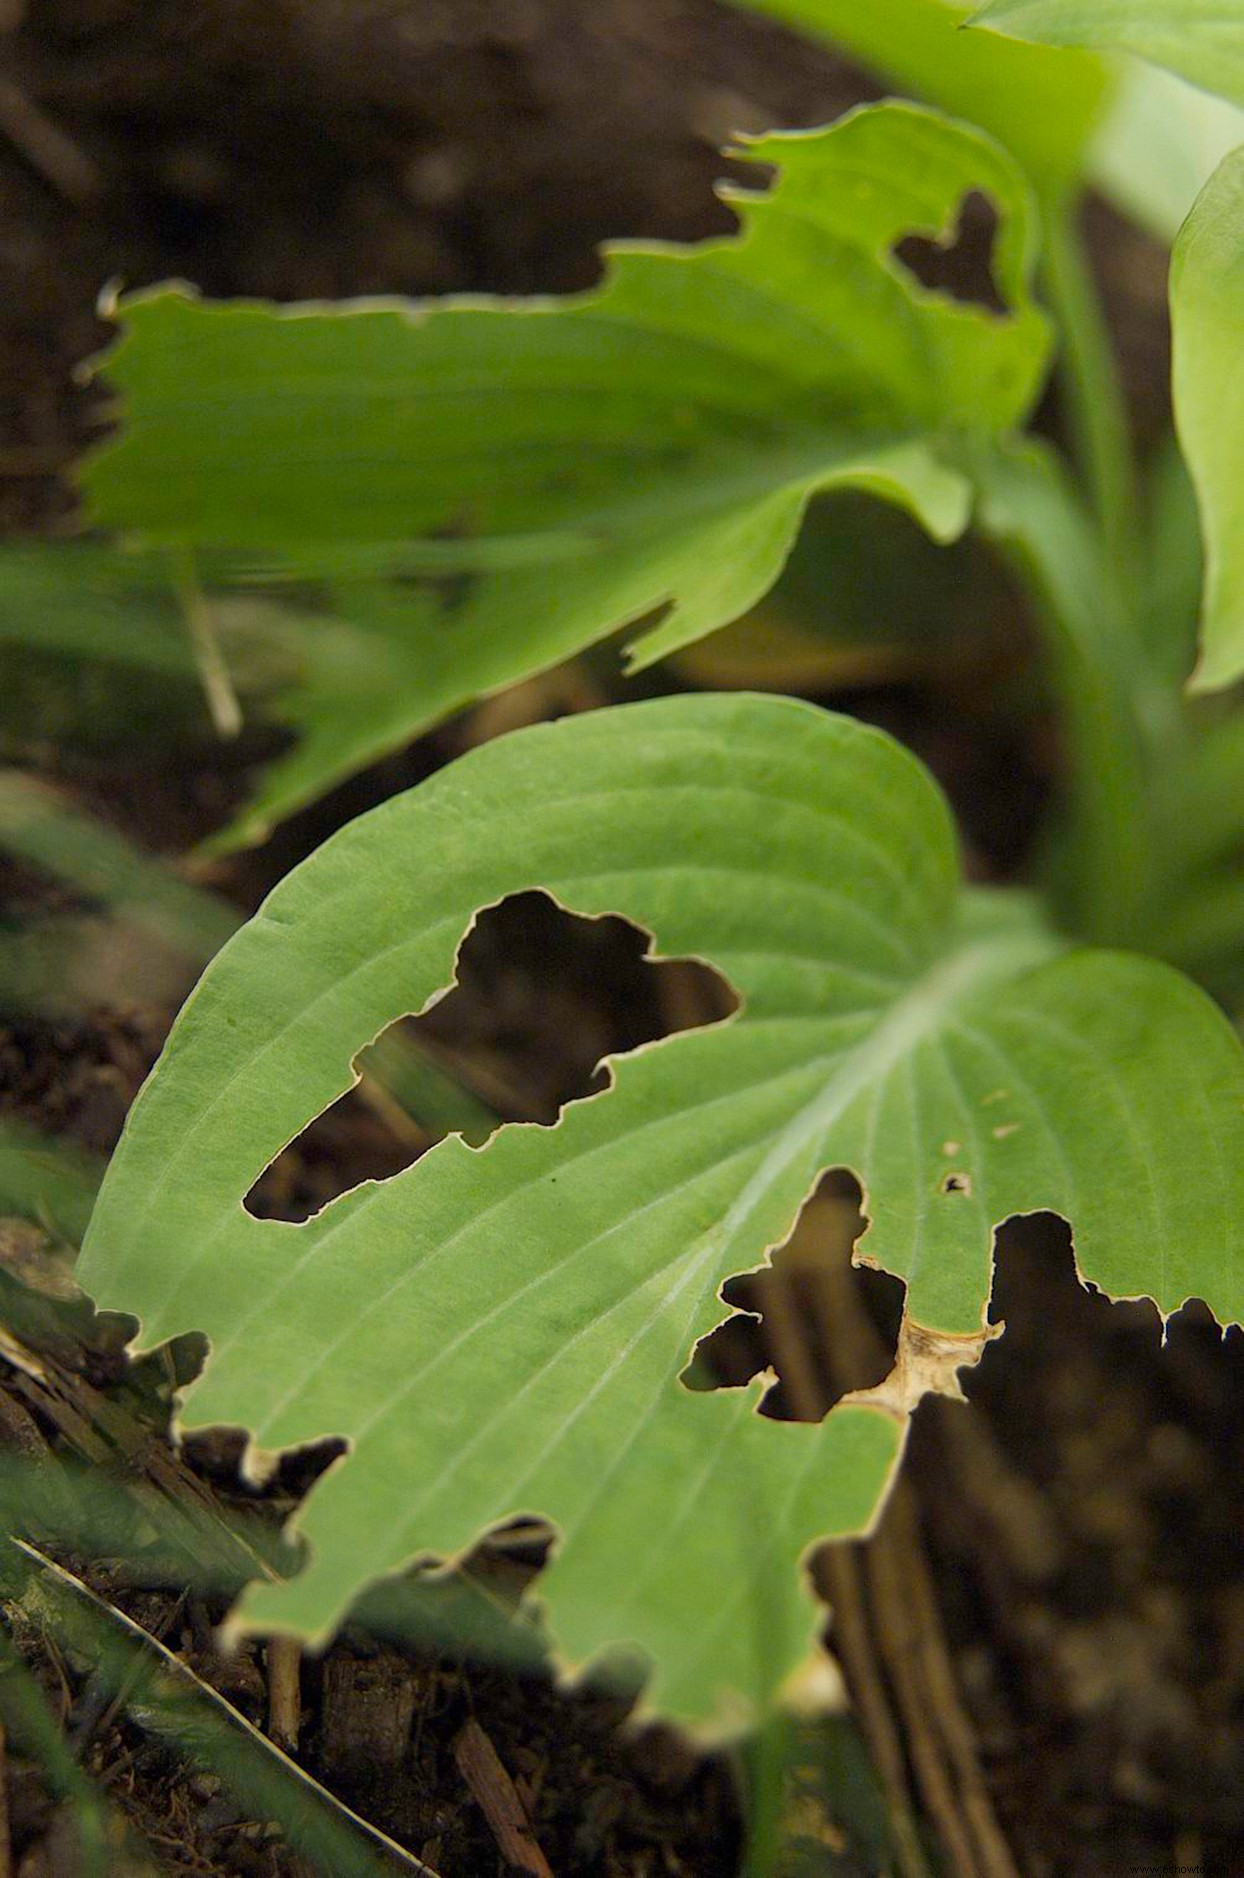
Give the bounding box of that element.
[266,1636,303,1755]
[453,1716,553,1878]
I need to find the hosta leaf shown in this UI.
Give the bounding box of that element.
[973,0,1244,107]
[78,695,1244,1730]
[81,104,1049,844]
[1171,146,1244,692]
[85,105,1046,555]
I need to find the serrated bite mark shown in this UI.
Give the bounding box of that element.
[682,1171,906,1423]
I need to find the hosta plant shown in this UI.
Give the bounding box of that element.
[40,3,1244,1744]
[79,694,1244,1730]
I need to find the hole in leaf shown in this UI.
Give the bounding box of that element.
[891,190,1007,316]
[245,889,737,1222]
[910,1214,1244,1627]
[682,1170,906,1423]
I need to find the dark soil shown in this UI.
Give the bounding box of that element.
[2,3,1240,1877]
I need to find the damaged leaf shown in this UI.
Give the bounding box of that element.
[731,0,1240,247]
[81,103,1049,845]
[78,695,1244,1730]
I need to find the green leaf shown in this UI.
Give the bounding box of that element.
[201,584,470,852]
[81,104,1050,843]
[14,1543,432,1878]
[1171,146,1244,691]
[973,0,1244,108]
[971,439,1154,946]
[86,105,1048,553]
[723,0,1109,189]
[79,695,1244,1730]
